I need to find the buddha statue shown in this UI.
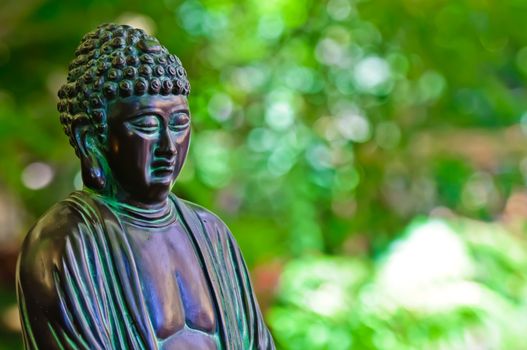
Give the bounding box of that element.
[16,23,275,350]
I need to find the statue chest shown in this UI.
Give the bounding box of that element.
[123,219,219,349]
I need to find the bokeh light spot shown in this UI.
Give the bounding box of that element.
[315,38,344,66]
[208,93,233,122]
[258,14,285,40]
[337,112,371,143]
[265,101,295,130]
[326,0,353,21]
[22,162,54,190]
[248,128,277,152]
[417,70,447,102]
[375,121,401,150]
[353,56,391,93]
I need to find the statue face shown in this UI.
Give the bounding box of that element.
[104,95,191,206]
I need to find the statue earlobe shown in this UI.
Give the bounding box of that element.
[72,118,107,191]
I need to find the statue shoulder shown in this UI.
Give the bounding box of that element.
[176,197,237,243]
[178,199,227,226]
[17,194,89,291]
[21,195,90,249]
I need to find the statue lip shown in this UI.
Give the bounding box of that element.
[151,158,176,174]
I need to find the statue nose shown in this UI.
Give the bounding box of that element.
[156,128,177,157]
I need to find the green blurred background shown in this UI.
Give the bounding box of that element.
[2,0,527,348]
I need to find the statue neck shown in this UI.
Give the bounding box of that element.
[86,189,177,227]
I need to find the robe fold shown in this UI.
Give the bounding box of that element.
[16,191,275,350]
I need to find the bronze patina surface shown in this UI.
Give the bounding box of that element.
[16,23,275,350]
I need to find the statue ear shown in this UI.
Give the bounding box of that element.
[72,118,107,190]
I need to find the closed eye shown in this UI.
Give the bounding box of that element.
[169,112,190,131]
[126,115,160,134]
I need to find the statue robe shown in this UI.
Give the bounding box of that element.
[16,191,275,350]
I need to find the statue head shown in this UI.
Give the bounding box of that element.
[58,23,191,207]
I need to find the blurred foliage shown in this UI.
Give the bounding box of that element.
[270,218,527,349]
[2,0,527,349]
